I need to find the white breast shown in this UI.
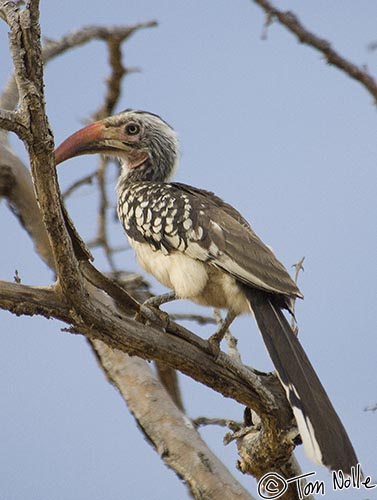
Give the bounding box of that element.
[129,238,209,299]
[128,237,249,315]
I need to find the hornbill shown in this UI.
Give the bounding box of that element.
[55,109,358,473]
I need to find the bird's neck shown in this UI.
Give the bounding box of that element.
[117,151,178,190]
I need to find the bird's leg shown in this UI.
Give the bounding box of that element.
[208,311,236,358]
[137,291,178,327]
[143,291,177,308]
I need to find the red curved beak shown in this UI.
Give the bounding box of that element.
[55,121,105,165]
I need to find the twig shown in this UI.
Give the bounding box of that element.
[193,416,242,432]
[90,344,255,500]
[0,4,304,488]
[94,37,125,119]
[1,5,184,416]
[93,156,117,271]
[62,170,97,198]
[0,109,29,140]
[1,0,87,302]
[0,22,158,112]
[290,256,305,332]
[224,425,257,445]
[364,403,377,412]
[253,0,377,103]
[169,313,216,325]
[0,278,291,422]
[81,23,143,270]
[213,308,242,361]
[42,22,158,63]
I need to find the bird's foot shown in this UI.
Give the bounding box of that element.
[208,311,236,359]
[208,333,222,359]
[143,291,177,308]
[137,304,170,328]
[136,291,177,329]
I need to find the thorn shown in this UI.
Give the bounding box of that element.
[364,403,377,412]
[261,12,273,40]
[292,256,305,276]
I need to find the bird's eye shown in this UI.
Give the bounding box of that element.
[125,123,140,135]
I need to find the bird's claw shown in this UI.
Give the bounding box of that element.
[208,311,236,359]
[135,291,177,328]
[208,333,222,359]
[143,291,176,308]
[136,303,170,330]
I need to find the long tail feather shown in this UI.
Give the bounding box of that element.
[243,287,358,474]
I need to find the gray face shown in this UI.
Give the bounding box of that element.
[103,110,180,183]
[55,109,180,183]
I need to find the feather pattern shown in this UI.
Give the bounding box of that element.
[55,109,359,474]
[118,181,301,303]
[242,286,358,472]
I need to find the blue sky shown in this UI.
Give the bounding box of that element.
[1,2,376,499]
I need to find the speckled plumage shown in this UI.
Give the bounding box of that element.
[55,109,359,474]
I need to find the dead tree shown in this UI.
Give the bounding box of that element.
[1,1,375,498]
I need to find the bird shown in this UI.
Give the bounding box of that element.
[55,109,359,474]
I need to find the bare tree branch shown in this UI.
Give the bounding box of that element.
[0,149,258,498]
[0,6,263,497]
[0,109,29,139]
[0,3,313,497]
[0,0,185,415]
[0,21,157,112]
[42,22,157,63]
[62,170,97,198]
[364,403,377,412]
[91,342,255,500]
[88,156,118,270]
[253,0,377,102]
[0,276,296,450]
[70,21,188,415]
[0,277,274,410]
[1,0,87,303]
[0,143,53,267]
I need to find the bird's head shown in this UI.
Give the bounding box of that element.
[55,110,179,182]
